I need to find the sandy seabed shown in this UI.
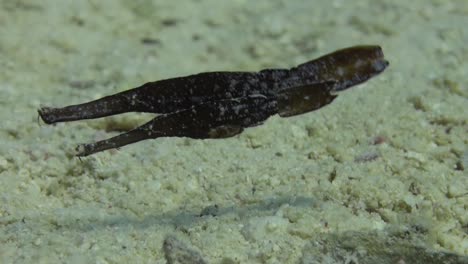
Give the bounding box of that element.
[0,1,467,263]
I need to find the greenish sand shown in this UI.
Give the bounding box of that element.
[0,1,467,263]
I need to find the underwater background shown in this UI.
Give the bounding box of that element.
[0,0,467,263]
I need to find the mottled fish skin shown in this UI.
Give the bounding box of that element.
[38,45,389,156]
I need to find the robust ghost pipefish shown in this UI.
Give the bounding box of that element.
[38,45,389,156]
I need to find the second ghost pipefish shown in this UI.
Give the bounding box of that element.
[38,45,389,157]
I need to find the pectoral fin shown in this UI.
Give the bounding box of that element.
[277,81,337,117]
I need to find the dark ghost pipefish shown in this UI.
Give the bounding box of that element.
[38,45,389,156]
